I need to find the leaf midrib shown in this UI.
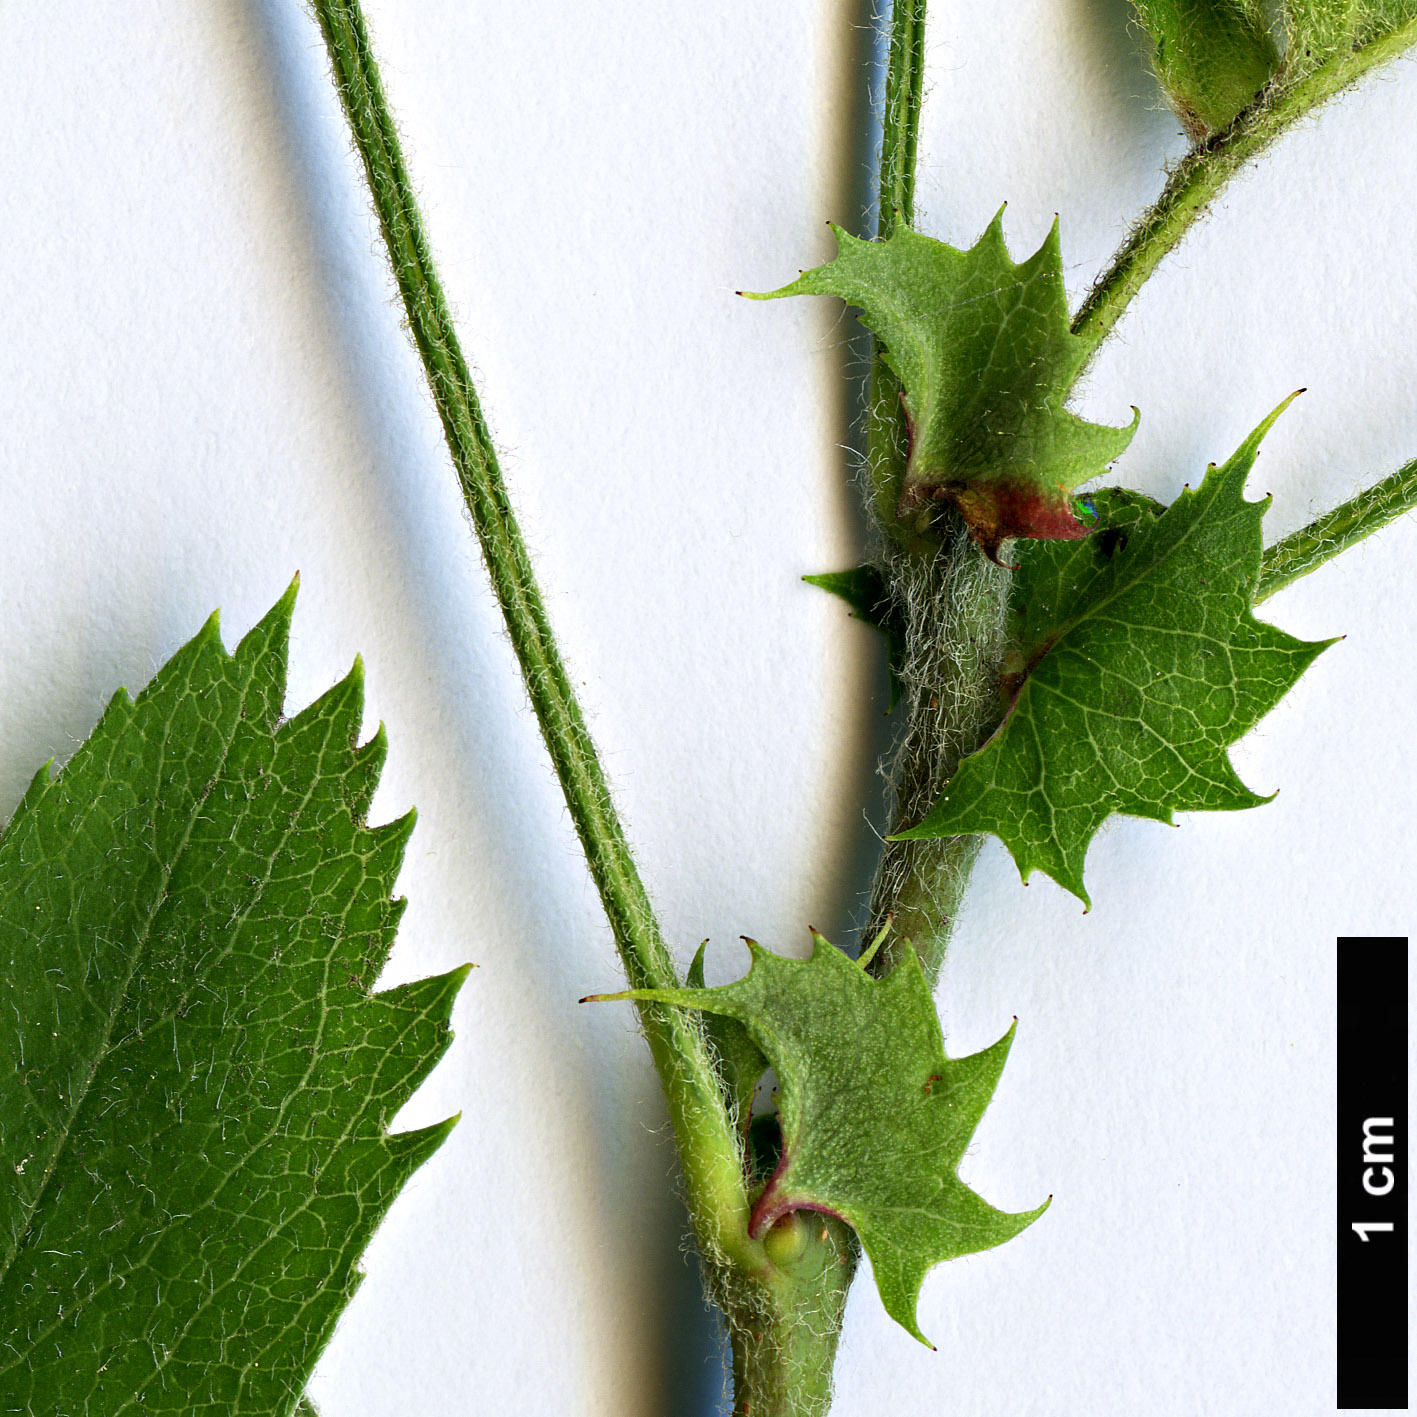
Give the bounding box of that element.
[0,669,253,1291]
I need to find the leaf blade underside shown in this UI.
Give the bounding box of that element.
[0,584,467,1414]
[751,215,1137,557]
[897,402,1333,906]
[593,933,1046,1345]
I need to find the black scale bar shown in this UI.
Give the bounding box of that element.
[1338,936,1408,1410]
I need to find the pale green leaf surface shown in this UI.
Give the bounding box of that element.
[751,217,1136,554]
[0,584,467,1414]
[594,933,1046,1344]
[898,403,1332,906]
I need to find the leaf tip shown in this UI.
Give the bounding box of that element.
[1042,214,1063,259]
[896,1305,936,1349]
[977,203,1010,256]
[1042,863,1092,913]
[687,939,711,989]
[255,574,301,640]
[360,717,390,757]
[421,1110,462,1151]
[390,802,418,836]
[581,988,636,1005]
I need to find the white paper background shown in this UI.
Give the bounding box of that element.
[0,2,1412,1413]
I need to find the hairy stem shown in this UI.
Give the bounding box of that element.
[878,0,926,237]
[715,1218,857,1417]
[1073,19,1417,354]
[865,519,1010,982]
[862,18,1417,984]
[864,0,925,535]
[859,0,1012,984]
[308,0,757,1270]
[1258,456,1417,603]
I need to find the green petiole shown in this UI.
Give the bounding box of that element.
[1259,456,1417,602]
[307,0,759,1275]
[1074,17,1417,354]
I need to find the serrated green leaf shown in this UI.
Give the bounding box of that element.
[592,933,1046,1344]
[751,216,1137,559]
[1129,1,1280,136]
[803,566,906,710]
[0,583,468,1414]
[897,400,1333,907]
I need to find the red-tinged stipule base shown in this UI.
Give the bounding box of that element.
[750,1192,851,1244]
[942,478,1091,565]
[749,1135,852,1240]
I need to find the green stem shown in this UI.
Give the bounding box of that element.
[878,0,926,238]
[865,0,927,535]
[1258,456,1417,603]
[718,1218,857,1417]
[1073,19,1417,356]
[308,0,756,1271]
[861,0,1010,985]
[865,520,1010,983]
